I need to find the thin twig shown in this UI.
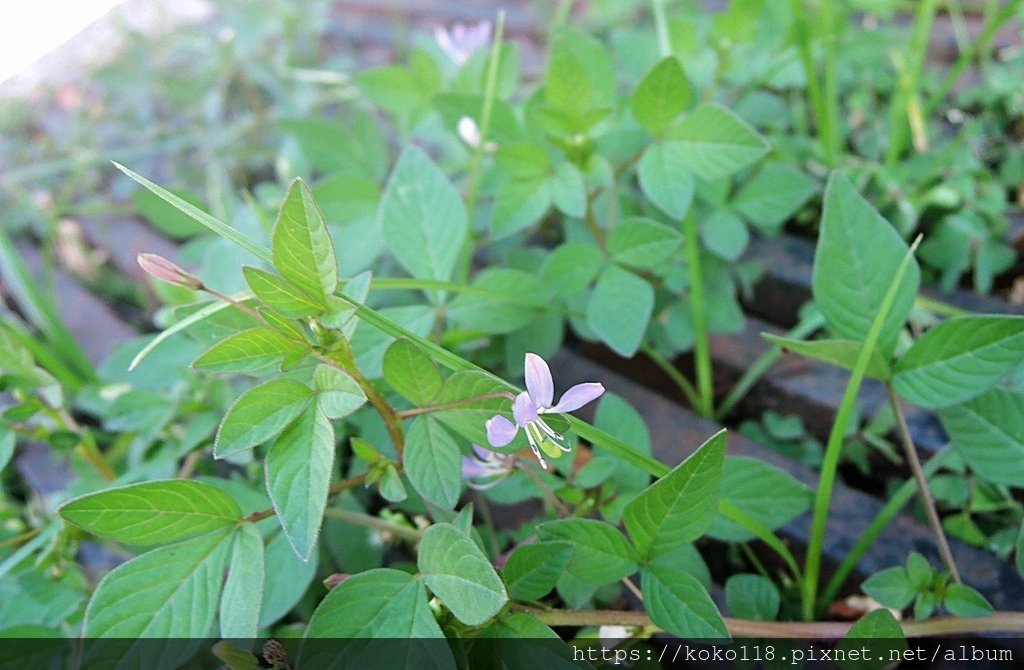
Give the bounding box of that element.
[886,384,961,583]
[244,473,368,523]
[396,392,515,419]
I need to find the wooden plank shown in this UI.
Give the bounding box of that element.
[550,349,1024,611]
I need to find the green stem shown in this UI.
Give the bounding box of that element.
[886,384,961,583]
[715,312,825,421]
[923,0,1021,118]
[720,499,803,583]
[458,11,505,284]
[819,0,842,166]
[885,0,938,167]
[323,508,423,544]
[821,447,951,608]
[790,0,829,164]
[246,473,369,523]
[682,212,713,418]
[640,343,701,410]
[324,341,405,459]
[801,237,921,621]
[651,0,671,58]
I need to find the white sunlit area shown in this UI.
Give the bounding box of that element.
[1,2,1023,668]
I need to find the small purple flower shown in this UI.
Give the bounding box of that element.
[461,444,515,490]
[434,21,492,67]
[485,353,604,469]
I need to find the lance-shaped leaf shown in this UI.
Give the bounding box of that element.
[939,388,1024,485]
[537,518,639,584]
[313,365,367,419]
[301,569,455,670]
[379,147,468,282]
[192,328,295,373]
[893,316,1024,409]
[623,429,726,559]
[220,523,264,639]
[383,339,444,405]
[812,174,920,357]
[83,528,234,637]
[631,56,691,135]
[641,563,728,638]
[404,417,462,510]
[243,266,324,317]
[502,541,572,601]
[763,334,892,380]
[59,480,241,546]
[215,378,314,458]
[419,523,508,625]
[271,179,338,303]
[666,103,769,180]
[265,406,335,561]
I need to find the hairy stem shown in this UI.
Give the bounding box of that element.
[245,473,368,523]
[323,507,423,544]
[682,212,713,418]
[517,606,1024,637]
[886,384,961,582]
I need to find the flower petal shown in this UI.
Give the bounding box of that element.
[524,353,554,408]
[548,383,605,414]
[461,457,490,479]
[512,391,538,426]
[471,443,492,460]
[486,415,518,447]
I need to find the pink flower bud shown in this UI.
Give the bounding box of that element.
[137,253,202,290]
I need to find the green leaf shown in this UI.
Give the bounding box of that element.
[862,566,915,609]
[940,389,1024,486]
[419,523,508,625]
[812,174,920,357]
[0,429,13,474]
[132,187,207,239]
[763,334,892,380]
[637,141,695,219]
[492,176,552,240]
[708,456,813,542]
[380,147,468,282]
[607,217,684,269]
[260,531,318,628]
[631,56,691,135]
[447,268,549,335]
[586,264,654,357]
[666,103,769,180]
[433,371,509,446]
[701,209,749,261]
[383,339,444,405]
[271,179,338,303]
[83,528,233,636]
[243,266,324,317]
[192,328,295,373]
[58,480,241,546]
[301,568,455,670]
[641,563,728,638]
[731,164,817,233]
[404,417,462,510]
[541,242,604,297]
[551,162,586,218]
[502,541,573,602]
[220,524,264,638]
[313,365,367,419]
[495,143,551,179]
[215,378,314,458]
[943,584,993,617]
[893,316,1024,409]
[725,574,780,621]
[623,430,726,559]
[544,30,614,117]
[537,519,639,584]
[265,406,335,561]
[836,609,905,670]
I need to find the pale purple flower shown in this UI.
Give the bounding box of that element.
[485,353,605,469]
[461,444,515,490]
[434,21,492,67]
[137,253,202,290]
